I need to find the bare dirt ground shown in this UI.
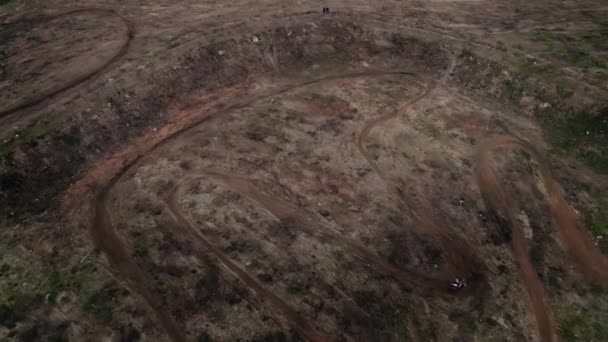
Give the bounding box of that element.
[1,0,607,341]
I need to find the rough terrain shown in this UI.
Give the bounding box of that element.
[1,0,607,341]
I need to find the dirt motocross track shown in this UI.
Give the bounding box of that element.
[1,0,608,341]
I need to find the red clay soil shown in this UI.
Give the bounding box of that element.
[476,135,608,342]
[93,182,186,341]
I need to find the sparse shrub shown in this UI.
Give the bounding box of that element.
[460,48,473,58]
[496,41,507,51]
[120,324,141,342]
[82,287,120,322]
[196,267,219,302]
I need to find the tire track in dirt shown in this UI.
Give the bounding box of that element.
[355,54,480,292]
[194,66,478,295]
[93,174,185,341]
[476,135,608,342]
[205,172,455,292]
[86,70,440,341]
[165,186,330,342]
[0,8,134,118]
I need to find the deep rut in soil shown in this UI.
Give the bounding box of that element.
[162,72,480,338]
[85,64,608,341]
[476,135,608,342]
[166,186,330,342]
[89,70,446,341]
[0,8,134,119]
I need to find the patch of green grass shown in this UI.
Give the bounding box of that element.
[286,279,308,295]
[497,264,509,276]
[502,79,523,102]
[556,78,577,98]
[496,40,507,52]
[119,324,141,342]
[197,332,212,342]
[0,0,14,7]
[559,313,608,342]
[593,321,608,340]
[0,263,10,276]
[379,310,409,340]
[599,22,608,37]
[517,150,531,161]
[485,318,498,327]
[580,190,608,252]
[195,267,219,302]
[331,249,345,264]
[130,230,149,258]
[560,314,592,342]
[460,47,474,58]
[40,270,63,301]
[1,279,44,329]
[82,287,121,322]
[531,30,607,72]
[544,111,608,174]
[511,57,552,76]
[0,113,59,159]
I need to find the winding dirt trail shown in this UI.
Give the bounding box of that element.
[83,65,608,341]
[204,172,458,292]
[80,62,608,341]
[0,8,134,118]
[85,70,442,341]
[166,186,330,342]
[476,135,608,342]
[355,57,479,291]
[93,178,185,341]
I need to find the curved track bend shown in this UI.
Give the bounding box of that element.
[86,64,608,341]
[476,135,608,342]
[90,70,446,341]
[0,8,134,118]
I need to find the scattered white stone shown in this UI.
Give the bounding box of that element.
[218,50,225,56]
[252,36,260,43]
[540,102,551,109]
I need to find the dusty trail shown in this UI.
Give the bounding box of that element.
[92,179,185,342]
[0,8,134,118]
[77,59,605,341]
[476,135,608,342]
[355,58,479,290]
[206,172,456,292]
[85,70,440,341]
[166,187,330,342]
